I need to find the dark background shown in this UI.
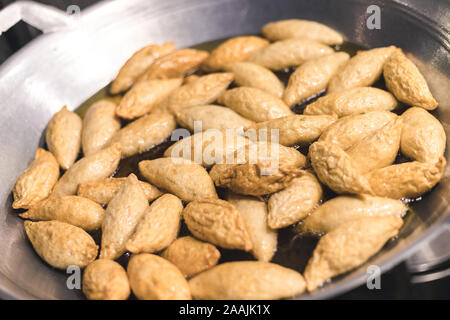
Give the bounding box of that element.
[0,0,449,299]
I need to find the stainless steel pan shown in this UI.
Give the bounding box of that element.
[0,0,448,299]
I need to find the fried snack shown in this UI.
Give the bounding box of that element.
[127,253,191,300]
[139,157,218,201]
[202,36,269,71]
[304,87,398,117]
[346,118,402,174]
[246,114,336,147]
[100,174,149,260]
[12,148,59,209]
[226,62,284,97]
[46,106,82,170]
[126,194,183,253]
[262,19,344,45]
[82,100,121,156]
[83,259,130,300]
[189,261,305,300]
[110,42,175,94]
[283,52,350,106]
[210,163,304,196]
[297,195,408,235]
[164,130,251,168]
[268,171,322,229]
[183,199,252,251]
[328,46,397,93]
[24,220,98,269]
[318,111,397,150]
[77,177,161,205]
[365,157,446,199]
[167,72,234,114]
[247,39,334,70]
[115,78,182,119]
[52,143,121,196]
[309,141,372,195]
[227,193,277,262]
[139,48,209,81]
[175,105,254,132]
[108,113,176,158]
[20,195,105,231]
[304,216,403,291]
[161,236,221,277]
[384,50,438,110]
[218,87,293,122]
[400,107,446,163]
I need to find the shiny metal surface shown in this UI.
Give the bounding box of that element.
[0,0,448,300]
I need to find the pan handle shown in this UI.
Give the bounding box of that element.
[406,214,450,274]
[0,0,77,36]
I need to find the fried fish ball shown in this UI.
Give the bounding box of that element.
[110,41,175,94]
[183,199,253,251]
[218,87,293,122]
[309,141,372,195]
[175,104,253,132]
[164,130,251,168]
[46,106,82,170]
[12,148,59,210]
[77,177,162,205]
[52,143,121,196]
[227,193,277,262]
[304,87,398,117]
[108,113,176,158]
[365,157,446,199]
[20,195,106,231]
[202,36,269,71]
[226,62,284,97]
[247,39,334,70]
[304,216,403,291]
[82,100,121,156]
[115,78,182,119]
[268,171,323,229]
[83,259,130,300]
[262,19,344,45]
[297,195,408,235]
[384,50,438,110]
[127,253,191,300]
[283,52,350,106]
[400,107,446,163]
[139,48,209,81]
[328,46,397,93]
[318,111,397,150]
[246,114,337,147]
[210,163,304,196]
[161,236,221,278]
[100,174,149,260]
[167,72,234,114]
[24,220,98,269]
[126,194,183,253]
[189,261,305,300]
[139,157,218,202]
[346,118,403,174]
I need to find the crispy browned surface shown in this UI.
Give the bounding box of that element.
[162,236,220,277]
[127,253,191,300]
[384,50,438,110]
[202,36,269,71]
[13,148,59,210]
[24,220,98,269]
[183,199,253,251]
[304,216,403,291]
[83,259,130,300]
[189,261,305,299]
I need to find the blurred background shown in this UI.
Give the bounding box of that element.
[0,0,449,299]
